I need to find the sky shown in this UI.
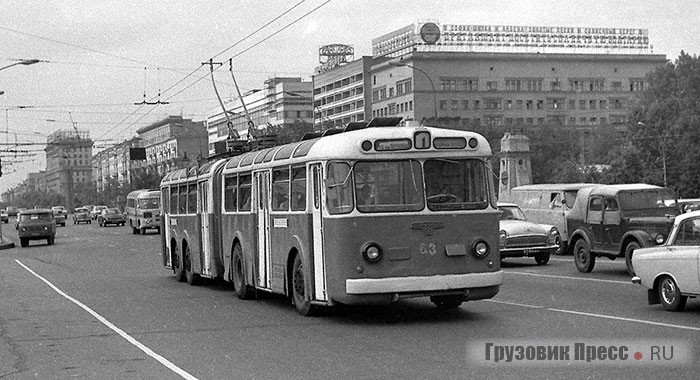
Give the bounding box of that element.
[2,0,699,193]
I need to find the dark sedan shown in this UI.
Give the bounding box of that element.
[98,208,126,227]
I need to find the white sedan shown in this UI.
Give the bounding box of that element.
[632,210,700,311]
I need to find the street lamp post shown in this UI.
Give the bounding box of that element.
[388,61,438,125]
[0,59,40,72]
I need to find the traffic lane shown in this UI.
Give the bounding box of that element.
[5,252,697,380]
[0,256,177,379]
[499,256,700,329]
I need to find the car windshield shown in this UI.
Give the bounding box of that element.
[75,208,87,213]
[20,213,52,221]
[105,209,120,214]
[498,206,527,221]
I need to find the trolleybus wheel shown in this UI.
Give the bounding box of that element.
[232,243,255,300]
[184,244,200,286]
[173,243,186,282]
[430,295,464,309]
[291,254,318,316]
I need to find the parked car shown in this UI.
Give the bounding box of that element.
[91,205,108,220]
[1,209,8,223]
[6,206,18,217]
[497,203,560,265]
[15,208,56,247]
[508,183,596,255]
[632,210,700,311]
[51,206,67,227]
[567,184,679,275]
[678,198,700,213]
[98,208,126,227]
[73,207,92,224]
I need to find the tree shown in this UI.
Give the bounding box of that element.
[619,51,700,197]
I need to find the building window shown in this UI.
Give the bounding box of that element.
[485,116,503,126]
[439,100,448,110]
[440,79,458,91]
[630,79,645,92]
[515,100,523,110]
[486,81,498,91]
[505,79,521,91]
[463,79,478,91]
[568,99,576,109]
[505,100,512,110]
[579,100,586,110]
[569,117,576,125]
[599,99,607,109]
[462,100,469,110]
[612,81,622,91]
[525,100,533,110]
[547,98,564,110]
[609,98,626,109]
[551,81,561,91]
[483,99,502,110]
[450,100,459,110]
[589,100,596,110]
[473,100,480,110]
[536,100,544,110]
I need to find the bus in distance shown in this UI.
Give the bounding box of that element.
[160,118,503,316]
[126,189,161,235]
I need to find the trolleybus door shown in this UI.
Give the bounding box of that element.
[254,171,272,289]
[161,187,171,267]
[311,164,328,301]
[198,180,212,276]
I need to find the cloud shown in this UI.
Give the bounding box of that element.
[303,20,319,35]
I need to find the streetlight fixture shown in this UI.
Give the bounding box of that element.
[388,61,438,125]
[0,59,40,72]
[638,121,667,187]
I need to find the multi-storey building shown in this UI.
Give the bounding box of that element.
[92,137,142,191]
[45,129,93,210]
[312,55,373,130]
[370,22,665,129]
[136,115,207,176]
[207,77,313,155]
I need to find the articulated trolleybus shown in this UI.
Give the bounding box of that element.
[160,118,503,316]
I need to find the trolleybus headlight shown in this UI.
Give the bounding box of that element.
[472,239,490,258]
[361,140,373,151]
[655,233,665,244]
[468,137,479,149]
[499,230,507,248]
[361,242,383,263]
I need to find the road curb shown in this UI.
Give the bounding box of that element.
[0,239,15,250]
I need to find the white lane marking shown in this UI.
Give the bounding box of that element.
[487,299,700,332]
[506,270,631,285]
[14,259,199,380]
[547,257,624,264]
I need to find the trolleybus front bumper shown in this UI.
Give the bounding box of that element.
[345,271,503,298]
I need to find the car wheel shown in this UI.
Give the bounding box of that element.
[132,226,139,234]
[658,276,687,311]
[430,295,464,309]
[232,243,255,300]
[573,239,595,273]
[291,254,318,316]
[535,251,550,265]
[47,236,55,245]
[624,241,640,276]
[140,227,146,234]
[20,238,28,247]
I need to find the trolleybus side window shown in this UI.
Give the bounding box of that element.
[161,188,169,214]
[290,166,306,211]
[224,175,238,212]
[238,174,252,211]
[169,186,177,214]
[178,185,187,214]
[353,160,424,213]
[272,167,290,211]
[424,158,489,211]
[326,162,353,214]
[187,184,197,214]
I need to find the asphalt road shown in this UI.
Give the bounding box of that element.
[1,217,699,379]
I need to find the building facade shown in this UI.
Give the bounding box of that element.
[312,56,373,130]
[45,129,93,210]
[136,115,207,176]
[206,77,313,155]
